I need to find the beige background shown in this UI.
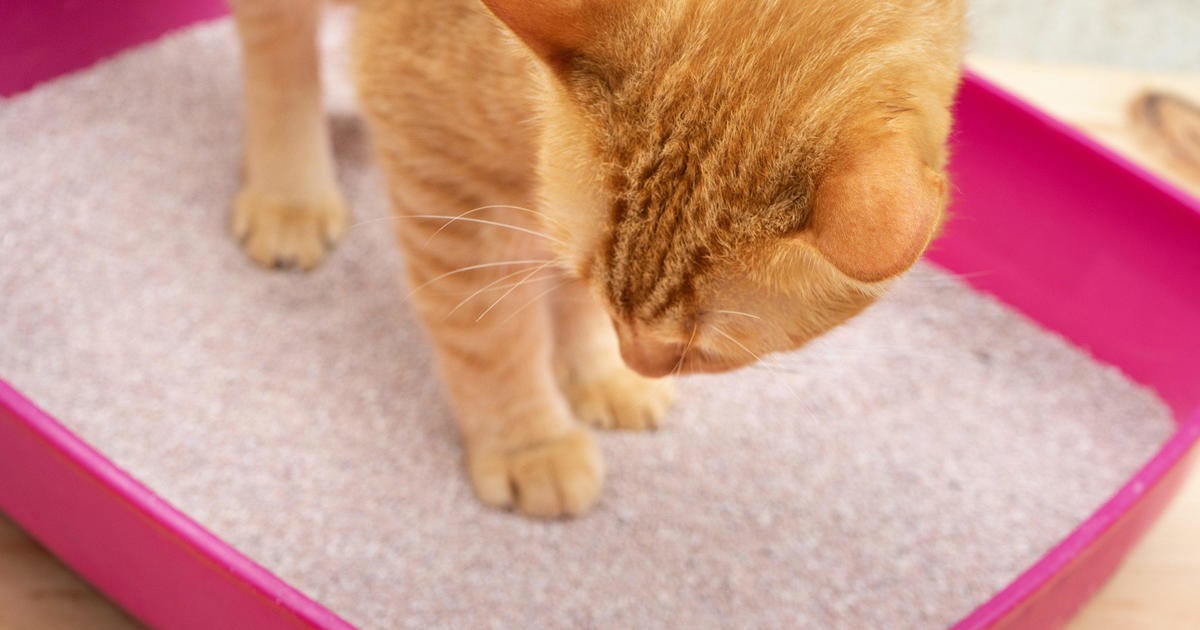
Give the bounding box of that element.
[969,0,1199,72]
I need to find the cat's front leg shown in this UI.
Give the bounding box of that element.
[551,278,677,431]
[404,239,603,518]
[229,0,347,270]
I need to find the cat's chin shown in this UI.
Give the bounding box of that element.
[678,357,754,377]
[614,320,758,377]
[622,353,752,379]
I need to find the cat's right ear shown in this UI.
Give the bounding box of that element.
[479,0,601,70]
[800,133,947,283]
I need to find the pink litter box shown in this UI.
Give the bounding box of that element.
[1,3,1198,629]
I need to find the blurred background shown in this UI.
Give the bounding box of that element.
[969,0,1197,71]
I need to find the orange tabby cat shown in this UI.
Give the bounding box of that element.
[228,0,964,518]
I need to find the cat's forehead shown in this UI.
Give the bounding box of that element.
[578,68,821,246]
[568,5,879,193]
[574,0,902,134]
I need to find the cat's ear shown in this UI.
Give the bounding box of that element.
[802,135,946,283]
[479,0,601,69]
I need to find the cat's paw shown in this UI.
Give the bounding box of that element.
[468,429,603,518]
[562,366,677,431]
[232,190,348,270]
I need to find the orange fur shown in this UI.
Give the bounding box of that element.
[229,0,348,270]
[230,0,964,517]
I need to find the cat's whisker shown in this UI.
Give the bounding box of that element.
[350,214,429,231]
[422,282,588,301]
[403,214,568,247]
[709,309,763,321]
[349,213,566,247]
[423,204,562,246]
[469,276,565,295]
[406,259,551,298]
[496,280,568,327]
[346,215,402,231]
[475,264,553,322]
[672,322,700,377]
[444,263,558,318]
[708,325,763,364]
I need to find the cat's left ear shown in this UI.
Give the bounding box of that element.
[801,135,947,283]
[479,0,606,70]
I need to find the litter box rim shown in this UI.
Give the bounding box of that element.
[936,71,1200,629]
[2,8,1200,630]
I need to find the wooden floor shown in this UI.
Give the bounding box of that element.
[0,516,139,629]
[1,61,1198,630]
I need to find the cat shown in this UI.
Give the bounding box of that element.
[227,0,964,518]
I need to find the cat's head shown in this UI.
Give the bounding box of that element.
[484,0,963,377]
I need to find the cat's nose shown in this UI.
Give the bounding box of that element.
[611,319,682,378]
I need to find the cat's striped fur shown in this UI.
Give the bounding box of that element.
[229,0,964,517]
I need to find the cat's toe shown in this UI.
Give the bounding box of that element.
[468,429,603,518]
[563,367,676,431]
[232,190,348,271]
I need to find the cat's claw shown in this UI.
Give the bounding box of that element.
[468,429,603,518]
[232,189,348,271]
[562,367,676,431]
